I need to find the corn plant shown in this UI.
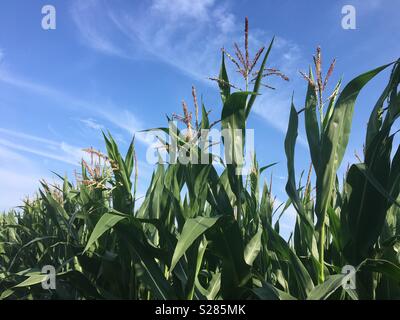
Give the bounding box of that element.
[0,18,399,300]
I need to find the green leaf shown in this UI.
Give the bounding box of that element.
[196,272,221,300]
[57,270,103,299]
[304,68,320,170]
[14,273,48,288]
[244,225,263,266]
[316,62,393,228]
[284,101,314,230]
[246,37,274,118]
[170,216,220,271]
[209,217,252,299]
[184,238,208,300]
[344,163,399,262]
[253,282,297,300]
[84,212,127,253]
[307,274,349,300]
[366,61,400,149]
[201,103,210,129]
[8,236,56,272]
[218,52,230,104]
[356,163,400,208]
[0,289,14,300]
[118,224,177,300]
[265,222,314,298]
[260,162,278,174]
[359,259,400,282]
[221,91,251,165]
[125,136,135,178]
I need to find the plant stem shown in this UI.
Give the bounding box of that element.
[318,219,325,284]
[237,178,242,226]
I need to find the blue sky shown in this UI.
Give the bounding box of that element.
[1,0,399,232]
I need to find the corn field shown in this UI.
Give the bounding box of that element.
[1,20,400,300]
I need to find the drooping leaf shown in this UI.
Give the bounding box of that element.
[307,274,349,300]
[170,216,220,271]
[244,225,263,266]
[84,212,127,253]
[316,62,393,228]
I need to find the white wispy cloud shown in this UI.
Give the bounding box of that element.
[105,1,237,81]
[0,131,155,211]
[0,128,59,146]
[0,145,51,211]
[97,108,153,146]
[0,138,79,166]
[3,1,307,158]
[151,0,215,21]
[0,128,89,166]
[0,129,88,210]
[70,0,301,83]
[0,168,44,211]
[354,0,383,11]
[79,118,104,130]
[0,69,150,145]
[0,144,30,164]
[0,68,71,100]
[70,1,129,58]
[69,0,305,136]
[253,93,291,133]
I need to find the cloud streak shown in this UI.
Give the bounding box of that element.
[0,137,80,166]
[0,68,150,145]
[70,0,302,83]
[69,0,306,139]
[0,128,98,167]
[79,118,104,130]
[0,145,52,211]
